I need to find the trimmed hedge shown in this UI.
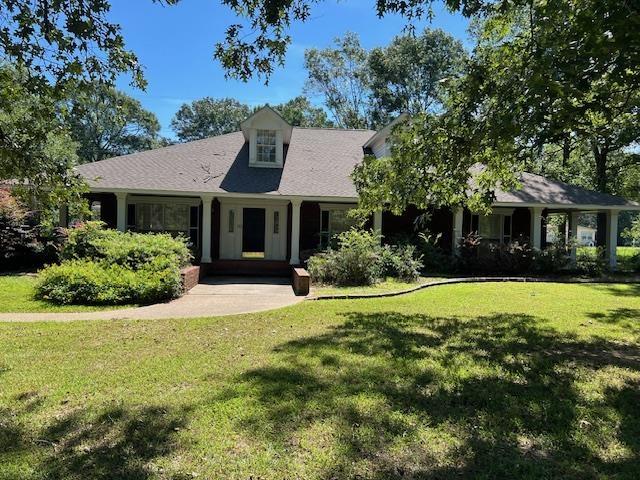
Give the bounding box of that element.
[36,222,191,305]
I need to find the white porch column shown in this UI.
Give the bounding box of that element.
[529,207,544,250]
[452,207,464,251]
[115,192,127,232]
[373,210,383,241]
[290,199,302,265]
[201,194,214,263]
[606,209,619,270]
[569,211,580,263]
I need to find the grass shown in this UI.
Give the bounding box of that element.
[578,246,639,272]
[0,274,133,313]
[312,276,444,296]
[1,282,639,479]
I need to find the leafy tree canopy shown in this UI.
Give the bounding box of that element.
[304,33,372,129]
[368,28,467,125]
[354,0,640,214]
[171,97,251,142]
[68,84,163,163]
[269,96,333,128]
[0,66,86,218]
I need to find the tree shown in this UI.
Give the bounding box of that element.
[354,0,640,215]
[0,66,86,215]
[67,85,162,163]
[622,216,640,246]
[271,97,332,127]
[368,28,466,125]
[214,0,489,81]
[171,98,251,142]
[304,33,372,129]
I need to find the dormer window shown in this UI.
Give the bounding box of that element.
[256,129,277,163]
[241,106,292,169]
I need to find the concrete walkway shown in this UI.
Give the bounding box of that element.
[0,276,304,322]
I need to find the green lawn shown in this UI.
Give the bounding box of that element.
[312,276,444,297]
[578,246,639,271]
[1,282,639,479]
[0,275,133,313]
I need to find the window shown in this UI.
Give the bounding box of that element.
[256,129,277,163]
[319,206,358,248]
[472,212,514,244]
[273,211,280,234]
[228,209,235,233]
[132,202,199,247]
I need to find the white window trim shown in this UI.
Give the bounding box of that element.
[472,211,514,244]
[249,128,284,168]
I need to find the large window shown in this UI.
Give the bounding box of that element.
[256,129,277,163]
[129,201,199,247]
[472,211,513,244]
[319,206,358,249]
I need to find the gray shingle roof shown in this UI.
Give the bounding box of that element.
[494,172,638,207]
[76,128,638,208]
[76,128,374,198]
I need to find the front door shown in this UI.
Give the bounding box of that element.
[219,201,288,261]
[242,208,266,259]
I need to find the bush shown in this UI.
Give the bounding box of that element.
[62,221,191,269]
[380,244,423,282]
[307,229,423,286]
[575,246,608,276]
[531,241,572,274]
[455,234,536,274]
[36,258,182,305]
[416,231,453,273]
[36,222,191,305]
[0,189,66,270]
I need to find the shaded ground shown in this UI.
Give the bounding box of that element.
[0,282,638,479]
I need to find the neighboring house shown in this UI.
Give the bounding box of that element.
[75,106,640,273]
[547,225,597,246]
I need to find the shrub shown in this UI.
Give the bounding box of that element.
[531,241,571,274]
[380,244,423,282]
[62,221,191,269]
[575,246,608,276]
[307,229,423,286]
[36,258,183,305]
[0,189,66,270]
[36,222,191,305]
[417,231,453,273]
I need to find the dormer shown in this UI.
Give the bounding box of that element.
[363,113,409,158]
[241,106,293,168]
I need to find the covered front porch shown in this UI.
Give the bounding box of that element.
[81,189,636,274]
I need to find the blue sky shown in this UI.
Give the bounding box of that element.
[111,0,471,137]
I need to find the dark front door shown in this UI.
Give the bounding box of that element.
[242,208,266,258]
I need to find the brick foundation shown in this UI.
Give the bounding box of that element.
[180,265,200,293]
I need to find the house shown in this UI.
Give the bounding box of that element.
[547,224,598,246]
[74,106,639,274]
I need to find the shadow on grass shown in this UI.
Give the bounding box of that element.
[588,308,640,334]
[1,391,188,480]
[216,311,640,479]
